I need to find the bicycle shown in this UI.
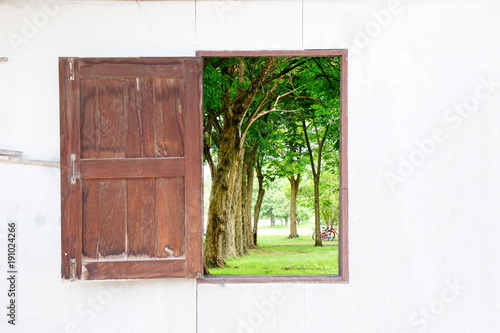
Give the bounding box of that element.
[311,226,339,241]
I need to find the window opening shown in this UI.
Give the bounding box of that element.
[200,53,347,282]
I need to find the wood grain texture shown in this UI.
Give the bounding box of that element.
[97,180,127,258]
[98,179,127,258]
[97,79,126,159]
[127,178,156,258]
[83,259,186,280]
[82,180,99,259]
[124,77,157,258]
[60,57,83,280]
[125,78,155,158]
[79,58,183,79]
[154,78,185,157]
[62,57,204,280]
[183,58,204,278]
[80,78,98,159]
[156,177,185,258]
[80,158,185,179]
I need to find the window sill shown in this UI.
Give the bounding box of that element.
[197,275,348,284]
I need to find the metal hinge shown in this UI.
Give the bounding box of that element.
[70,154,77,184]
[68,58,74,81]
[69,259,76,280]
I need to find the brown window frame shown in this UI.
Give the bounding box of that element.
[197,50,349,284]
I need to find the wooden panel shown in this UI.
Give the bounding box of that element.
[80,79,98,159]
[60,58,83,280]
[154,78,185,157]
[82,180,99,259]
[183,58,204,278]
[156,177,185,258]
[79,58,183,79]
[127,178,156,258]
[81,158,185,179]
[97,79,126,158]
[83,260,186,280]
[125,78,155,158]
[97,180,127,258]
[62,57,204,280]
[124,77,157,258]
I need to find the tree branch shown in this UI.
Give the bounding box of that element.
[240,84,302,146]
[312,58,339,95]
[301,119,316,177]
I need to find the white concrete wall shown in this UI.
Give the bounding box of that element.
[1,0,500,332]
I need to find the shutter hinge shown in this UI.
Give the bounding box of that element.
[70,153,77,184]
[69,258,76,280]
[68,58,75,81]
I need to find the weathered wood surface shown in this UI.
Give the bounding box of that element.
[61,57,203,280]
[83,260,186,280]
[60,57,83,280]
[80,158,184,179]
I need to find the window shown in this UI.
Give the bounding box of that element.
[60,51,348,283]
[198,51,348,284]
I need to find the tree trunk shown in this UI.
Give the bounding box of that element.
[302,119,329,247]
[227,147,246,258]
[243,156,256,249]
[313,174,322,246]
[252,163,265,246]
[269,208,275,227]
[221,206,237,258]
[233,172,244,257]
[288,174,300,238]
[204,124,241,267]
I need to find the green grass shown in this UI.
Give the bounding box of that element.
[209,234,339,275]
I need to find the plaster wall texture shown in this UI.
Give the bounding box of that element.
[1,1,499,332]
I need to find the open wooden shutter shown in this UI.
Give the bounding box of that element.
[60,58,203,280]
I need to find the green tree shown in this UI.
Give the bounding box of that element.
[203,57,306,267]
[295,58,341,246]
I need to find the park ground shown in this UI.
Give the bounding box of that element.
[209,222,339,275]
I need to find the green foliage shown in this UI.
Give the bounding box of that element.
[299,168,340,226]
[203,56,343,227]
[258,177,291,221]
[203,56,342,263]
[203,56,341,167]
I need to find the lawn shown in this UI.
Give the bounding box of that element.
[209,229,339,275]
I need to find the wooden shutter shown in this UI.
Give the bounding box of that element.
[59,58,203,280]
